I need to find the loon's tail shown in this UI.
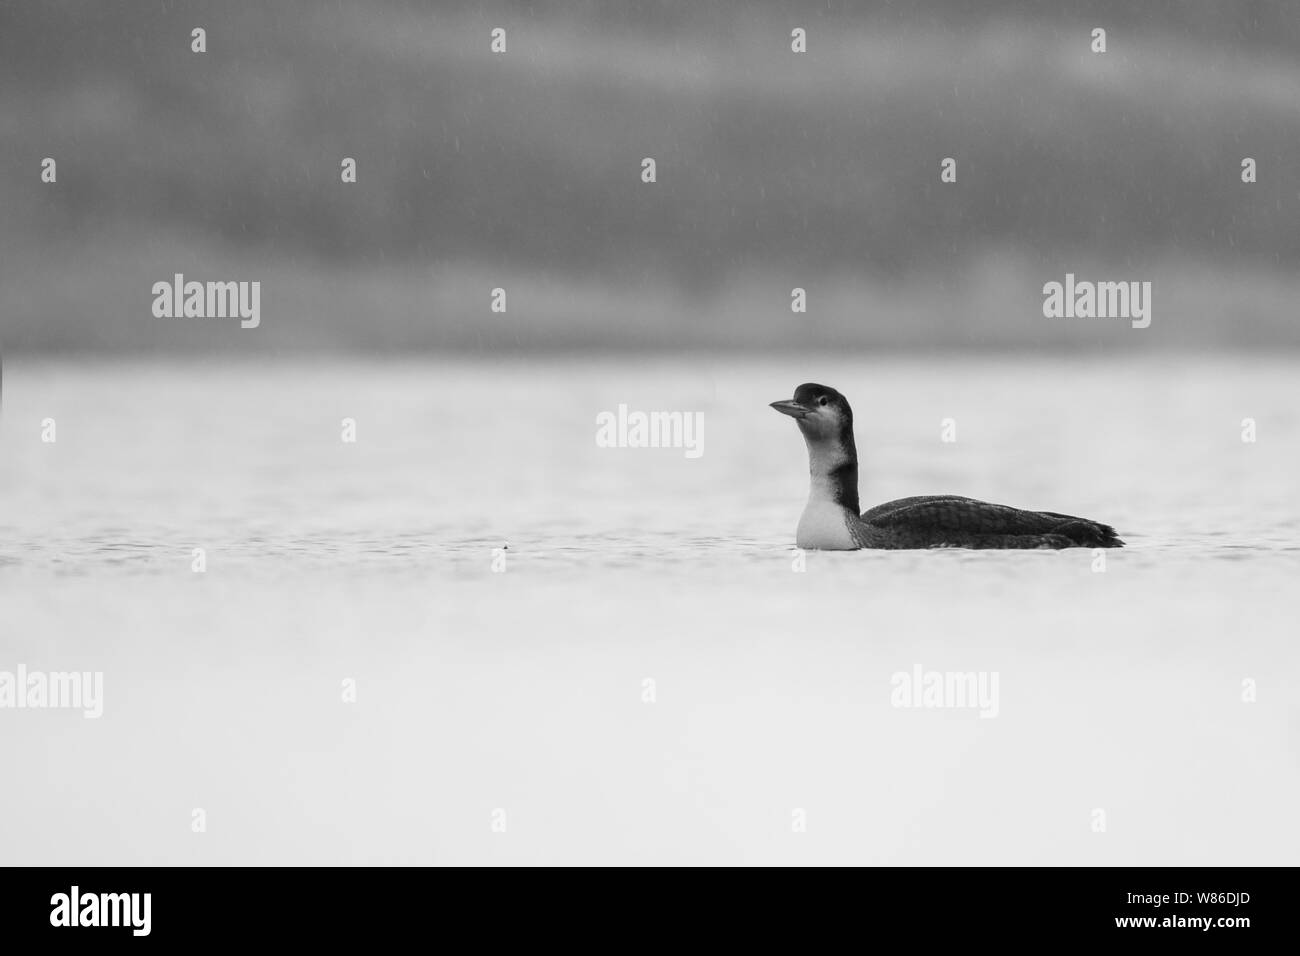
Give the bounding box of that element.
[1041,514,1125,548]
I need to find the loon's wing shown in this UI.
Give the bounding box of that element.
[862,496,1124,549]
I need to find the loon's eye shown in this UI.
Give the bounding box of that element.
[818,396,828,407]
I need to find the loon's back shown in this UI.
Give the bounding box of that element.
[859,495,1125,550]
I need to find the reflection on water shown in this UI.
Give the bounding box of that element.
[1,357,1298,865]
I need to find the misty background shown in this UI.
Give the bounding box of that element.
[2,0,1298,354]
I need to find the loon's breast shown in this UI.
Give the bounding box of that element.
[795,499,861,550]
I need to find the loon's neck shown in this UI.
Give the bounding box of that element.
[804,429,860,516]
[795,430,862,550]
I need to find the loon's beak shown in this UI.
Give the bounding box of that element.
[770,400,810,419]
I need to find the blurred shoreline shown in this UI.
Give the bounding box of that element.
[4,244,1298,354]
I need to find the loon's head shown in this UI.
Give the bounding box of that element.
[770,383,855,445]
[771,383,860,518]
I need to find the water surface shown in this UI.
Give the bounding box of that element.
[2,356,1297,864]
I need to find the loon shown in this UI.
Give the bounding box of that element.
[771,383,1125,550]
